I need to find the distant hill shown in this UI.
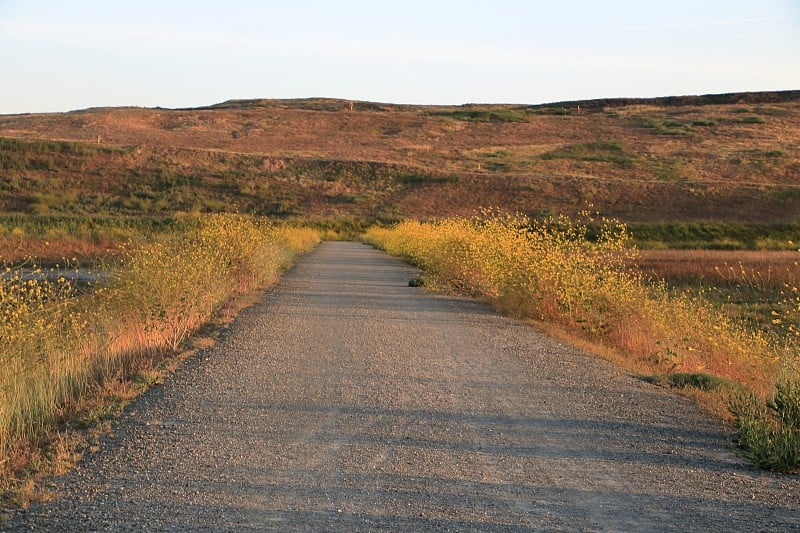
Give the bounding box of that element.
[203,90,800,112]
[0,91,798,224]
[528,90,800,111]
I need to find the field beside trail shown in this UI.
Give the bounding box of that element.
[0,215,319,499]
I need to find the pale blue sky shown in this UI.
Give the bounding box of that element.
[0,1,798,114]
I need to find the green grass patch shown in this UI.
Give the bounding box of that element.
[629,222,800,250]
[394,173,459,185]
[484,161,512,172]
[740,149,785,159]
[431,108,529,123]
[541,141,636,168]
[730,373,800,472]
[736,115,767,124]
[485,150,513,158]
[636,117,697,136]
[647,159,683,181]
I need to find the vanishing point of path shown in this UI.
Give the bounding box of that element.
[6,242,799,531]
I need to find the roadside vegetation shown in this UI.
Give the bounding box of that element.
[0,215,320,499]
[365,212,799,472]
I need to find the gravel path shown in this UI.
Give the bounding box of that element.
[5,241,799,531]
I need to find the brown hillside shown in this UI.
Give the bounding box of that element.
[0,92,799,222]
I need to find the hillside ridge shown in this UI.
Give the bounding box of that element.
[152,89,800,113]
[0,90,798,224]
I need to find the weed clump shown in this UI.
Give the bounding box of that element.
[431,109,529,123]
[636,117,697,136]
[730,372,800,472]
[541,141,636,168]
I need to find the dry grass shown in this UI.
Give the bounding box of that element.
[0,237,121,264]
[0,216,320,498]
[635,250,800,289]
[633,249,800,342]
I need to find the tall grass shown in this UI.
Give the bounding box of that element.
[0,215,319,476]
[730,371,800,470]
[365,212,798,471]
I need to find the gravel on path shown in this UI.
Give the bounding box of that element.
[5,241,799,531]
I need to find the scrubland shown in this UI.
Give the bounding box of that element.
[1,94,800,225]
[0,215,319,496]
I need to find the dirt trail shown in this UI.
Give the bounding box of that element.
[5,242,799,531]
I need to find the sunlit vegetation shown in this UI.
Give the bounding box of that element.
[635,248,800,470]
[365,212,799,471]
[1,92,799,481]
[0,215,320,487]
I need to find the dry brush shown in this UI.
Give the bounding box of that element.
[0,215,320,483]
[365,212,799,471]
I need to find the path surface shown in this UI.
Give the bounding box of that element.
[5,242,799,531]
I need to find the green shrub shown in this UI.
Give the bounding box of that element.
[541,141,635,168]
[431,109,529,123]
[636,117,697,136]
[730,373,800,471]
[736,115,767,124]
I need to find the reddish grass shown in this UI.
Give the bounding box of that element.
[634,250,800,289]
[0,97,799,223]
[0,237,121,264]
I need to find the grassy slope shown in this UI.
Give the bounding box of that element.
[0,92,799,225]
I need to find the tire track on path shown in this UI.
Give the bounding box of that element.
[6,241,799,531]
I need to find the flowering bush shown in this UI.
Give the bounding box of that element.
[366,211,797,470]
[0,215,319,469]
